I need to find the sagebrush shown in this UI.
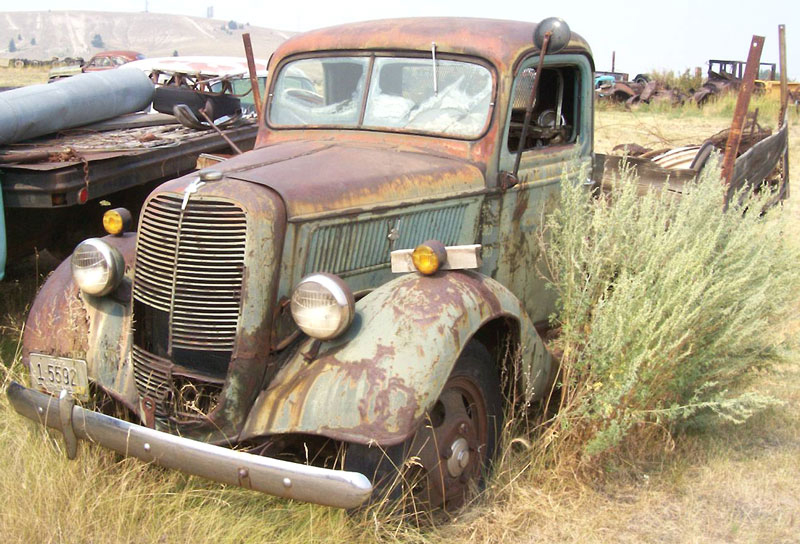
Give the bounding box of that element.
[541,160,800,459]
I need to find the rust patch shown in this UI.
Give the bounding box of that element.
[23,261,90,365]
[265,18,591,96]
[255,342,422,440]
[224,141,485,219]
[512,191,529,222]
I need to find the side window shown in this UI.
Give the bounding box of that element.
[507,65,581,152]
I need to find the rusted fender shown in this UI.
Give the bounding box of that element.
[240,270,551,446]
[22,233,138,405]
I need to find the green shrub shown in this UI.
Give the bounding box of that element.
[542,160,800,459]
[647,68,704,95]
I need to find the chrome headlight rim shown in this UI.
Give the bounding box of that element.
[290,273,355,341]
[70,238,125,297]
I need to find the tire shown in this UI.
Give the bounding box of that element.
[345,341,503,512]
[152,86,241,120]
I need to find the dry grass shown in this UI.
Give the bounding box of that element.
[1,107,799,543]
[594,95,799,154]
[0,66,49,87]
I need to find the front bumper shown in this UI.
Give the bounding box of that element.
[7,382,373,509]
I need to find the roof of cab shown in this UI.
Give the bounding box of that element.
[269,17,593,72]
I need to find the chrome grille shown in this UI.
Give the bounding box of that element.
[134,193,247,351]
[131,345,222,420]
[132,345,171,412]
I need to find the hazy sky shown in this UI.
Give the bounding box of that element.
[2,0,797,78]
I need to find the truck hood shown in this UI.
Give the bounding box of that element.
[216,140,486,219]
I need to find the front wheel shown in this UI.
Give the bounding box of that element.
[346,341,503,512]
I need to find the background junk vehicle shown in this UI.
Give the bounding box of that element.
[82,50,145,72]
[0,58,264,280]
[48,50,144,82]
[121,56,269,116]
[10,16,785,512]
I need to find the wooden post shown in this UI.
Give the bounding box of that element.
[777,25,789,196]
[720,35,764,185]
[611,51,615,73]
[241,33,264,121]
[778,25,788,128]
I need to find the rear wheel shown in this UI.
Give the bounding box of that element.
[346,341,503,512]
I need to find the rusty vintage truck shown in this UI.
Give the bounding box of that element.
[6,17,788,512]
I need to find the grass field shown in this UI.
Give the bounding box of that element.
[0,66,49,87]
[0,102,798,543]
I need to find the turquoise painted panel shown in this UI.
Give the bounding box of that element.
[304,203,470,277]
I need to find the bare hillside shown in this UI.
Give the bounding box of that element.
[0,11,293,61]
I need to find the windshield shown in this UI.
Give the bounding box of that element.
[269,56,493,138]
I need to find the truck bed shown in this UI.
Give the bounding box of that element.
[594,121,788,202]
[0,112,258,269]
[0,113,256,208]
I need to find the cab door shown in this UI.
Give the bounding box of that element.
[480,54,594,325]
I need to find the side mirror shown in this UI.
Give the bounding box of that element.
[533,17,571,53]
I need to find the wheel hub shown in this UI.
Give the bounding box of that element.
[447,437,471,477]
[408,373,490,509]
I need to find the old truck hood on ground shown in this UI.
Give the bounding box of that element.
[207,140,487,220]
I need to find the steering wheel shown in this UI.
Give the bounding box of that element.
[282,88,324,106]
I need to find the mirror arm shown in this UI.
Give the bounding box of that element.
[511,31,552,178]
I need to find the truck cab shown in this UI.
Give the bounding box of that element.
[10,18,594,512]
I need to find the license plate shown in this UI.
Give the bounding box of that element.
[28,354,89,401]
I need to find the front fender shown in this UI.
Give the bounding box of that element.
[241,270,551,446]
[22,233,137,403]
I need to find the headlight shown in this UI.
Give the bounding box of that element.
[290,273,355,340]
[71,239,125,296]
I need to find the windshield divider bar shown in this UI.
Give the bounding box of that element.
[357,55,375,127]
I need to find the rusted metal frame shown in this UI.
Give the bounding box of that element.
[196,110,244,154]
[777,24,789,194]
[0,125,258,208]
[242,33,264,120]
[721,35,764,185]
[263,49,498,142]
[0,150,51,164]
[730,123,788,192]
[270,297,299,351]
[512,31,552,178]
[168,72,240,97]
